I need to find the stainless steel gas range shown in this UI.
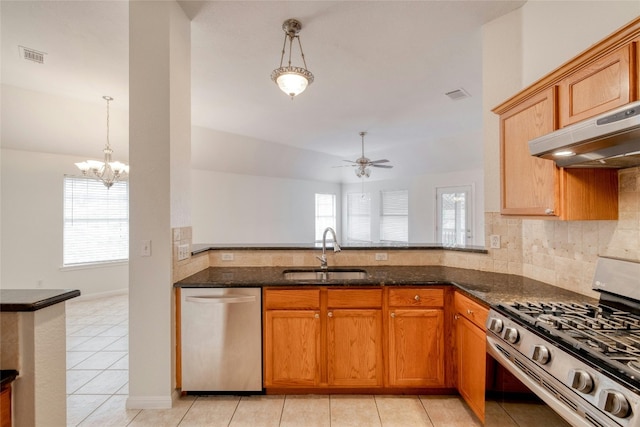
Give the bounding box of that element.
[487,257,640,427]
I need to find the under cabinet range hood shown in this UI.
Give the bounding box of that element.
[529,100,640,168]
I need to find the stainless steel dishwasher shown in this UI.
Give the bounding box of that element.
[180,287,262,393]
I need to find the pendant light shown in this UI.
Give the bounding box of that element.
[270,19,314,99]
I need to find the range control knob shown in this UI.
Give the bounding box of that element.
[569,369,594,394]
[504,327,520,344]
[599,390,631,418]
[487,318,503,334]
[531,345,550,365]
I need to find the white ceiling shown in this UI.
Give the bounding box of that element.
[0,0,525,183]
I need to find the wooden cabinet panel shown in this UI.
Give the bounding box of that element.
[327,288,382,308]
[561,169,618,220]
[0,386,10,427]
[388,288,444,307]
[327,309,383,387]
[559,45,632,127]
[264,310,321,387]
[456,314,487,423]
[454,292,488,330]
[501,88,559,216]
[264,288,320,309]
[388,308,444,387]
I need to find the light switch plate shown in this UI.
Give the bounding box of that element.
[141,240,152,257]
[221,253,234,261]
[177,244,190,261]
[375,252,388,261]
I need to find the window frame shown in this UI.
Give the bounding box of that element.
[314,193,337,242]
[379,189,409,243]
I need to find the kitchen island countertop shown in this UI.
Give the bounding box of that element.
[174,265,596,307]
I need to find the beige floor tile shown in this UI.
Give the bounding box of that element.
[78,395,141,427]
[229,395,285,427]
[103,336,128,351]
[280,395,330,427]
[498,400,571,427]
[178,395,241,427]
[115,382,129,395]
[484,400,518,427]
[70,324,114,337]
[375,395,433,427]
[74,369,128,395]
[419,395,482,427]
[67,370,102,394]
[67,336,92,350]
[99,324,128,337]
[67,351,96,369]
[129,396,196,426]
[67,394,110,426]
[330,395,381,427]
[73,351,127,370]
[70,335,121,352]
[109,353,129,369]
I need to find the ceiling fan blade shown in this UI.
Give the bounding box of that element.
[342,159,357,164]
[372,164,393,168]
[332,164,357,168]
[369,159,390,164]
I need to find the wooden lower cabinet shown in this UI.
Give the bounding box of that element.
[327,308,383,386]
[388,308,444,387]
[264,309,321,387]
[454,291,489,423]
[0,385,10,427]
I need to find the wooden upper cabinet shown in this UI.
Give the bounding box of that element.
[500,88,559,216]
[559,45,632,127]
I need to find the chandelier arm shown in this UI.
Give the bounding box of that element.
[297,36,309,70]
[287,35,294,67]
[278,33,287,68]
[105,97,110,148]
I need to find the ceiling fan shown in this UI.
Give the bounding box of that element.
[342,132,393,178]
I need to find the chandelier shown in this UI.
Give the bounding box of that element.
[75,96,129,188]
[270,18,314,99]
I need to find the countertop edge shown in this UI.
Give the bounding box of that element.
[0,289,81,312]
[191,244,488,255]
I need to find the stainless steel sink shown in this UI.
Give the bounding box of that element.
[283,269,368,281]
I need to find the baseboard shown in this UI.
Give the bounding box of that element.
[126,393,175,409]
[72,288,128,301]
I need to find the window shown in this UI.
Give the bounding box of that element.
[315,193,336,241]
[347,193,371,242]
[436,186,472,246]
[380,189,408,242]
[63,176,129,265]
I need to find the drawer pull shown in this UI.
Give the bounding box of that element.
[467,309,473,315]
[328,312,333,318]
[391,312,396,318]
[414,295,421,302]
[314,313,319,319]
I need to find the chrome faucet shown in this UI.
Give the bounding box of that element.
[317,227,341,270]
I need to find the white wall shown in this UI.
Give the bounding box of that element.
[0,149,128,294]
[191,169,342,244]
[341,169,484,246]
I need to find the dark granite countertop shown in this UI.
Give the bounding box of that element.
[0,370,18,388]
[0,289,81,312]
[191,243,488,255]
[175,266,596,307]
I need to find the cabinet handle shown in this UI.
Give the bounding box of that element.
[454,314,460,320]
[328,312,333,318]
[414,295,421,302]
[391,312,396,318]
[467,309,473,315]
[545,208,555,215]
[314,313,319,319]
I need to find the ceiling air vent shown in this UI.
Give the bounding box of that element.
[19,46,46,64]
[445,88,470,101]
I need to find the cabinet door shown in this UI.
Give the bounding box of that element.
[559,45,632,127]
[456,314,486,423]
[327,309,383,387]
[388,308,444,387]
[264,310,321,387]
[501,88,558,216]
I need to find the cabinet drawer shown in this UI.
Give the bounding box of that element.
[455,292,488,331]
[264,289,320,309]
[327,289,382,308]
[388,288,444,307]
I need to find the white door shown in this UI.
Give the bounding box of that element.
[436,186,472,245]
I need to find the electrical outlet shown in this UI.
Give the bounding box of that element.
[141,240,152,257]
[221,253,234,261]
[173,228,181,242]
[177,244,190,261]
[375,252,388,261]
[489,235,501,249]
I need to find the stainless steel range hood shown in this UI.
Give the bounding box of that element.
[528,100,640,168]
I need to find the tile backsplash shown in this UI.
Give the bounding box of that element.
[485,166,640,297]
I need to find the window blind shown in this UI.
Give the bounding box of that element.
[380,189,408,242]
[63,176,129,265]
[347,193,371,242]
[315,193,336,241]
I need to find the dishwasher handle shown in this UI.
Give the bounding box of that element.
[185,295,257,304]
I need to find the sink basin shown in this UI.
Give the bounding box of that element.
[283,269,368,281]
